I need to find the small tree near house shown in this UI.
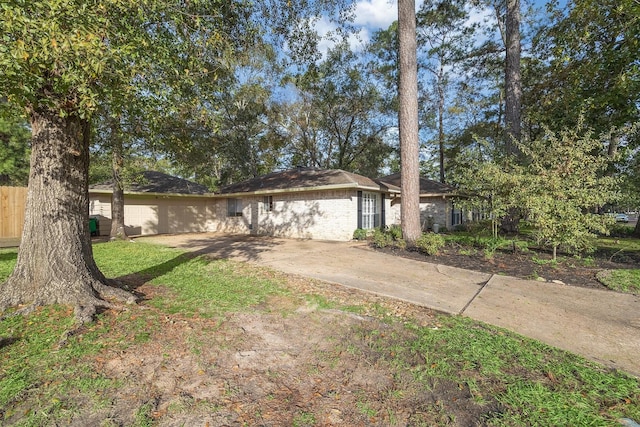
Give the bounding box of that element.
[455,122,618,260]
[517,124,618,259]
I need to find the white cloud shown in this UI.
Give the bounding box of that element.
[351,0,428,29]
[311,0,428,59]
[352,0,398,29]
[314,16,370,56]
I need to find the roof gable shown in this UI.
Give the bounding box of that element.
[219,168,398,194]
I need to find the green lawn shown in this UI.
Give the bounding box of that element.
[596,235,640,253]
[595,235,640,293]
[0,242,638,425]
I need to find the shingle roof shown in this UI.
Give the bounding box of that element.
[378,173,455,195]
[219,168,399,194]
[90,171,210,195]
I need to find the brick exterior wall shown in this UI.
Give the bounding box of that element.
[210,190,359,241]
[389,197,451,231]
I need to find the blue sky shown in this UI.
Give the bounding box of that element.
[313,0,569,54]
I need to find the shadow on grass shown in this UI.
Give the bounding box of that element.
[112,234,281,293]
[0,252,17,263]
[112,252,201,293]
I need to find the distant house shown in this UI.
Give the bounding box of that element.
[89,168,458,240]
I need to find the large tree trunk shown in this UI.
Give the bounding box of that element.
[0,108,135,323]
[504,0,522,154]
[398,0,422,245]
[110,135,129,240]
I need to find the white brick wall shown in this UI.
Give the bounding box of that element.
[209,190,359,241]
[419,196,450,230]
[389,197,451,231]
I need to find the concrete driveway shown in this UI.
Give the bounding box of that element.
[138,233,640,377]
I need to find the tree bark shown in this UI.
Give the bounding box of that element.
[437,63,445,184]
[398,0,422,245]
[504,0,522,155]
[500,0,522,233]
[110,133,129,240]
[0,108,135,323]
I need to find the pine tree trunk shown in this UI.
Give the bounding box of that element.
[437,63,445,184]
[110,136,129,240]
[504,0,522,154]
[0,108,135,323]
[501,0,522,233]
[398,0,422,245]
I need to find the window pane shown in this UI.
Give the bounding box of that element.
[227,199,235,217]
[263,195,273,212]
[227,198,242,217]
[361,192,378,229]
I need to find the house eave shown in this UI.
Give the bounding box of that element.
[420,192,455,198]
[89,189,214,198]
[217,182,399,198]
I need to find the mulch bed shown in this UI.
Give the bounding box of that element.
[375,243,640,291]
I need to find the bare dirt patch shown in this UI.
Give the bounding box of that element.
[68,272,503,426]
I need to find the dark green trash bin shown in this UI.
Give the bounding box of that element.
[89,217,99,236]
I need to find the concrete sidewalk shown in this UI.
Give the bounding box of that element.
[140,233,640,377]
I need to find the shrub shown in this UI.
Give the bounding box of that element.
[372,228,393,248]
[463,220,494,237]
[608,223,635,238]
[368,227,408,250]
[482,237,509,259]
[353,228,368,240]
[415,233,446,255]
[387,224,403,240]
[394,238,407,250]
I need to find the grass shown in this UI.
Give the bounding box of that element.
[0,305,114,424]
[594,235,640,294]
[93,241,286,318]
[596,235,640,253]
[598,269,640,294]
[0,242,287,425]
[1,241,639,425]
[404,316,640,425]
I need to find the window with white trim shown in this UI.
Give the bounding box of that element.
[362,192,379,229]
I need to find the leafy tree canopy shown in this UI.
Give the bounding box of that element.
[0,0,245,119]
[530,0,640,138]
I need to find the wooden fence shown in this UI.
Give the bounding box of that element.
[0,186,27,239]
